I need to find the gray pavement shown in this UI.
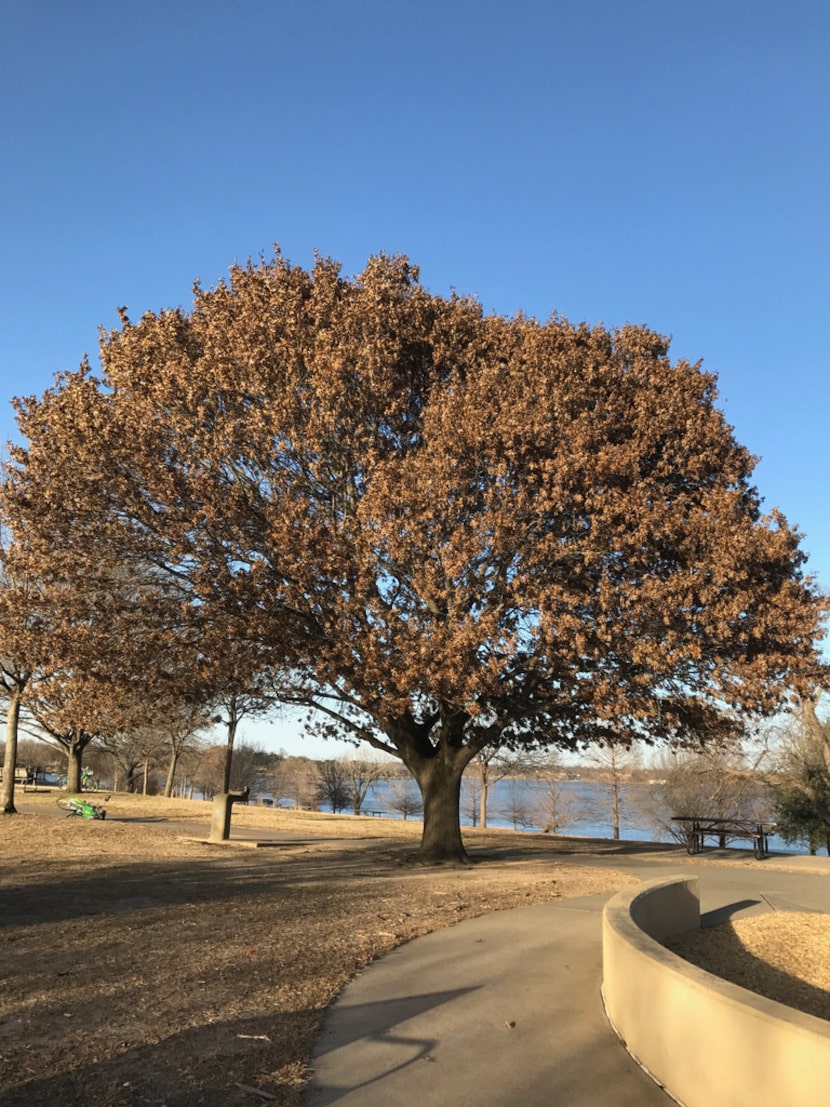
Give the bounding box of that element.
[303,851,830,1107]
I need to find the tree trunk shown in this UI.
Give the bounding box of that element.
[164,748,179,797]
[142,756,150,795]
[66,743,83,793]
[222,705,239,794]
[465,777,478,826]
[480,761,489,829]
[351,780,369,815]
[412,755,469,863]
[1,691,21,814]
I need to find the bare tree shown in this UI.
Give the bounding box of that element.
[113,724,166,796]
[499,778,535,830]
[259,753,289,805]
[341,752,389,815]
[281,757,321,810]
[317,758,351,813]
[766,695,830,854]
[191,744,226,800]
[96,726,152,793]
[640,744,769,844]
[5,736,55,784]
[471,747,547,828]
[210,675,281,795]
[532,762,585,835]
[386,780,423,821]
[171,740,212,799]
[582,742,644,841]
[461,774,481,826]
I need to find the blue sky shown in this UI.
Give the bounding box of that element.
[1,1,827,756]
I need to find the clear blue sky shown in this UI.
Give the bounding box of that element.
[1,1,827,756]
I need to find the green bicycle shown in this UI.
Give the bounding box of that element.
[57,768,96,791]
[56,796,109,820]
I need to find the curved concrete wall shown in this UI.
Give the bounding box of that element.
[602,876,830,1107]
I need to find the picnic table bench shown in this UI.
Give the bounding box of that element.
[671,816,777,860]
[0,767,31,784]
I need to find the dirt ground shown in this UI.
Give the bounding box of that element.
[0,792,826,1107]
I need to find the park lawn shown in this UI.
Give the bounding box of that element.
[0,794,635,1107]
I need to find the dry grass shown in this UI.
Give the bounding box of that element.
[1,792,634,1107]
[668,912,830,1021]
[4,791,827,1107]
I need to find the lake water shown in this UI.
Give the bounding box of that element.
[313,778,822,857]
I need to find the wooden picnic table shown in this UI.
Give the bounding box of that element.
[671,815,777,860]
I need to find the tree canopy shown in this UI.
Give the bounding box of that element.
[5,251,827,859]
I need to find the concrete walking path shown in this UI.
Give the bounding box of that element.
[303,852,829,1107]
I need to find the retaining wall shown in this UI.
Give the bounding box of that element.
[602,876,830,1107]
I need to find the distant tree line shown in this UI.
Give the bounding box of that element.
[5,696,828,855]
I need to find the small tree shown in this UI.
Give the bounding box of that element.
[582,741,643,841]
[282,756,320,810]
[191,744,227,799]
[223,741,270,793]
[499,778,534,830]
[210,678,281,796]
[461,774,481,826]
[0,654,32,813]
[2,535,185,795]
[767,695,830,854]
[28,686,111,795]
[533,761,584,835]
[470,747,547,828]
[96,727,150,793]
[0,559,43,813]
[342,753,389,815]
[773,787,830,855]
[317,758,351,813]
[174,740,212,799]
[12,737,56,783]
[259,751,288,804]
[160,706,209,797]
[386,779,424,821]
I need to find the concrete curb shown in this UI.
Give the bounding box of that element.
[602,876,830,1107]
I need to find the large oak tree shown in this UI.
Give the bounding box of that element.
[6,252,826,859]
